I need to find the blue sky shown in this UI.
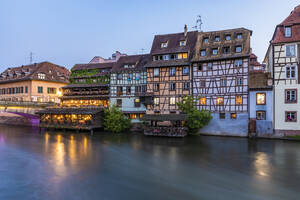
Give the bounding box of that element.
[0,0,299,70]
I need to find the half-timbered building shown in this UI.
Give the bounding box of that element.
[110,54,150,122]
[264,5,300,136]
[192,28,252,136]
[145,26,198,114]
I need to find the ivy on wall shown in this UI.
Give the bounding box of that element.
[70,69,99,77]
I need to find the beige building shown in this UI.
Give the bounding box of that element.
[0,62,70,103]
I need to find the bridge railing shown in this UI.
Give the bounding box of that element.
[0,101,56,108]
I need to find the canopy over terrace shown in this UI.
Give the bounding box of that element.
[141,114,188,137]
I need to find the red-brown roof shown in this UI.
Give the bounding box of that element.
[272,5,300,44]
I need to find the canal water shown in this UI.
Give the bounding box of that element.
[0,125,299,200]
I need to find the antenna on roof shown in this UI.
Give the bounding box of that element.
[140,48,145,54]
[192,15,203,32]
[28,52,34,64]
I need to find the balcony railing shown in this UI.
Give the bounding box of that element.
[0,100,56,108]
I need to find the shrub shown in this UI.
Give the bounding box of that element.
[103,105,131,133]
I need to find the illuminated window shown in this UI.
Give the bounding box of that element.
[154,97,159,105]
[178,53,188,59]
[236,96,242,105]
[216,97,224,105]
[256,93,266,105]
[134,98,141,107]
[200,97,206,105]
[130,114,137,119]
[231,113,237,119]
[37,73,46,79]
[170,97,176,105]
[139,114,144,119]
[256,111,266,120]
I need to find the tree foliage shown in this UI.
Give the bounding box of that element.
[177,95,212,133]
[103,105,131,133]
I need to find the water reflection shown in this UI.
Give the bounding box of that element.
[254,152,271,178]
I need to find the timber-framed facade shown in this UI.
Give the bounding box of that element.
[145,27,198,115]
[191,28,252,136]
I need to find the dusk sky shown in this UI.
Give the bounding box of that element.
[0,0,299,70]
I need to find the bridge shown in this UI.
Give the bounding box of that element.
[0,101,55,126]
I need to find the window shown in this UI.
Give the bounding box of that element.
[134,98,141,107]
[136,73,141,81]
[200,50,206,56]
[220,79,227,87]
[198,64,203,71]
[179,40,186,46]
[154,83,160,92]
[285,89,297,103]
[237,33,243,39]
[170,67,176,76]
[286,111,297,122]
[216,97,224,105]
[178,53,188,59]
[223,47,230,54]
[169,83,176,91]
[47,87,57,94]
[207,63,213,70]
[200,80,206,87]
[37,73,46,80]
[257,111,266,120]
[225,35,231,41]
[127,73,133,81]
[215,36,220,42]
[286,45,296,57]
[212,48,218,55]
[219,113,225,119]
[161,42,168,48]
[256,93,266,105]
[38,86,43,94]
[25,86,28,93]
[235,59,243,67]
[163,55,170,60]
[183,66,189,75]
[126,86,131,95]
[183,82,190,90]
[200,97,206,105]
[231,113,237,119]
[237,77,243,86]
[286,65,296,79]
[285,27,292,37]
[154,97,159,105]
[117,73,123,80]
[154,68,159,77]
[203,37,209,43]
[236,96,242,105]
[170,97,176,105]
[116,99,122,107]
[129,114,137,119]
[117,86,123,96]
[235,46,242,53]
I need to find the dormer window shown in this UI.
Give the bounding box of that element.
[179,40,186,46]
[215,36,220,42]
[212,48,218,55]
[225,35,231,41]
[235,46,242,53]
[285,27,292,37]
[161,42,168,48]
[203,37,209,43]
[200,50,206,56]
[37,73,46,80]
[237,33,243,39]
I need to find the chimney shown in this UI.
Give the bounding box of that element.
[184,24,187,37]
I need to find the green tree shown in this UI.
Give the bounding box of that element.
[177,95,212,133]
[103,105,131,133]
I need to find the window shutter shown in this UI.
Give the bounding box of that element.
[298,44,300,84]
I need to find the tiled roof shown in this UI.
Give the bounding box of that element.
[111,54,151,72]
[0,62,70,84]
[272,5,300,44]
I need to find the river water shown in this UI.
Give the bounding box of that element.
[0,125,299,200]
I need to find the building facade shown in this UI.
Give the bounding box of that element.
[265,5,300,136]
[0,62,69,103]
[191,28,252,136]
[146,26,198,114]
[249,71,273,136]
[110,54,149,122]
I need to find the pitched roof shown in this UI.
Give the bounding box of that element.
[71,62,115,71]
[0,62,70,84]
[111,54,151,72]
[272,5,300,44]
